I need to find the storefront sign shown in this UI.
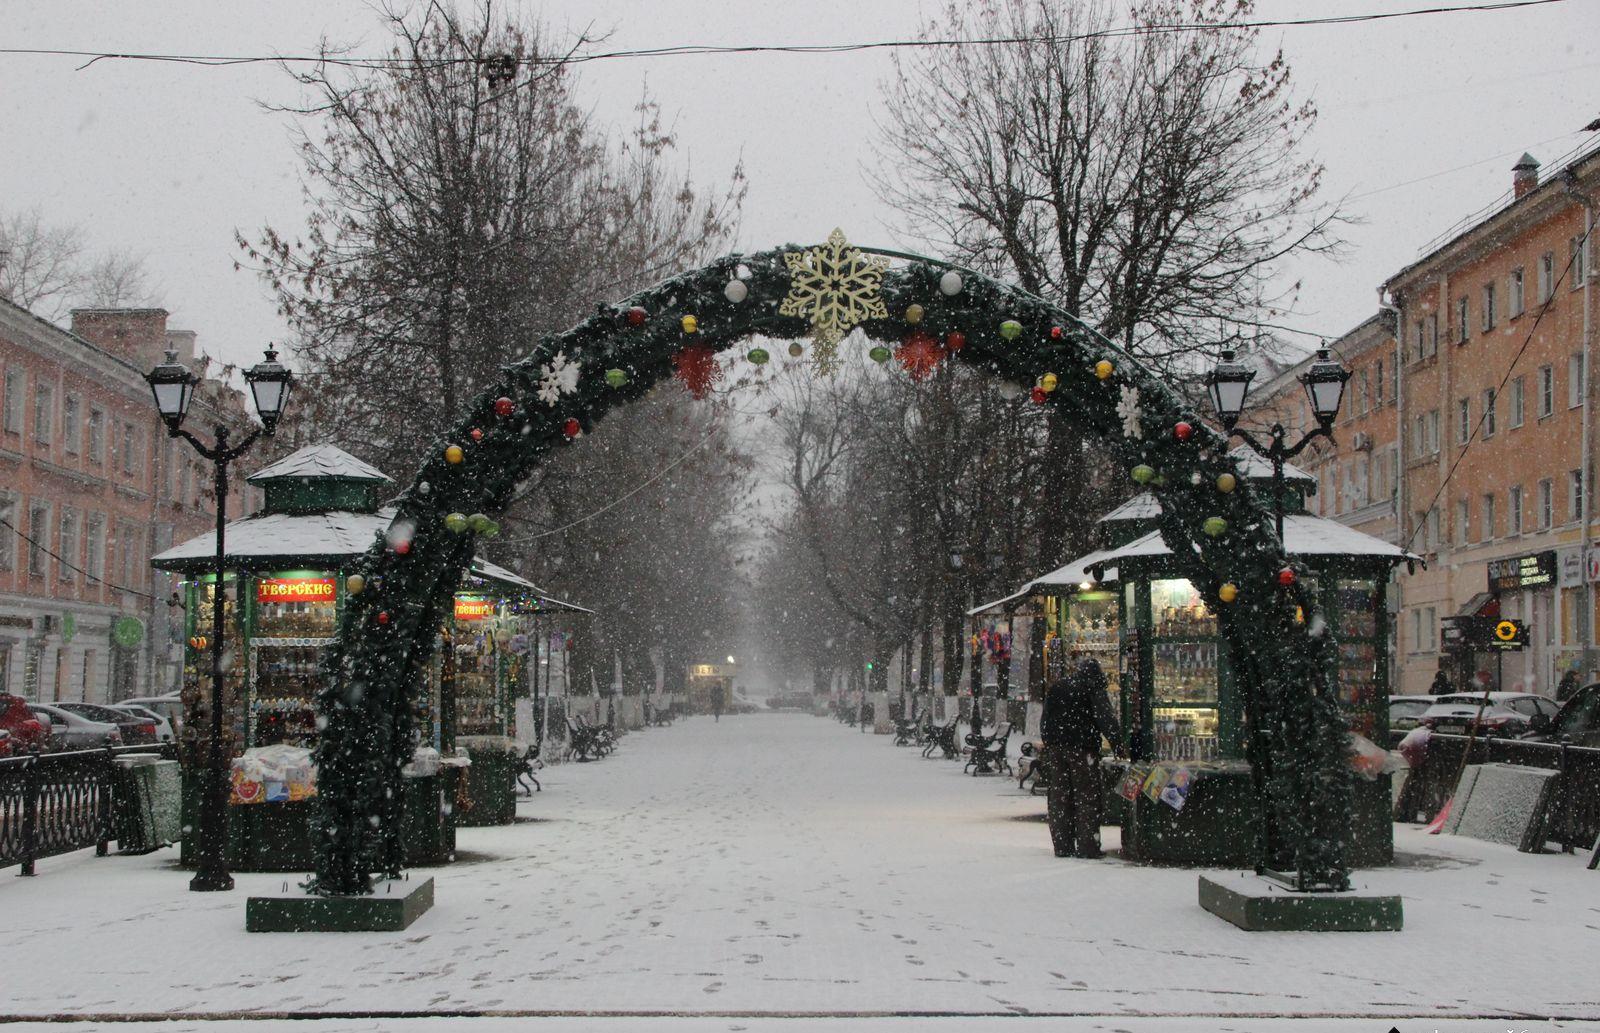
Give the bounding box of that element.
[1558,547,1583,588]
[1489,618,1527,651]
[257,577,336,603]
[1487,551,1556,593]
[454,596,495,621]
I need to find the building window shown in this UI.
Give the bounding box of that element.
[1509,377,1525,427]
[33,383,53,446]
[1483,388,1497,437]
[86,514,104,581]
[1411,415,1424,458]
[1355,369,1369,416]
[1,369,22,434]
[1374,358,1385,405]
[1427,313,1438,357]
[0,493,15,571]
[1573,236,1589,289]
[57,508,77,582]
[1426,409,1440,454]
[1572,353,1586,408]
[1456,296,1469,343]
[1457,397,1471,444]
[27,503,48,577]
[1510,267,1525,317]
[120,422,140,476]
[1539,364,1554,417]
[1455,499,1469,545]
[1411,606,1438,654]
[1482,283,1496,331]
[87,408,104,464]
[1509,484,1523,535]
[62,395,80,454]
[1538,478,1553,530]
[1390,351,1399,398]
[1571,469,1584,523]
[1482,494,1496,541]
[1540,251,1556,301]
[1425,507,1440,549]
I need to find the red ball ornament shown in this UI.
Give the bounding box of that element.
[563,418,582,439]
[1276,567,1297,587]
[393,540,411,555]
[494,396,515,417]
[1050,325,1064,340]
[469,427,484,442]
[377,611,390,625]
[1029,386,1048,404]
[1174,421,1194,442]
[945,331,966,352]
[625,306,648,327]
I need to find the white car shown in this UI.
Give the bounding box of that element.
[1419,691,1561,738]
[119,694,183,738]
[26,703,122,751]
[108,703,175,743]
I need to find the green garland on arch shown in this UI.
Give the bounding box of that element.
[310,239,1351,894]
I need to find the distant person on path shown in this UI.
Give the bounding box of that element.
[1556,668,1582,703]
[1040,658,1121,859]
[1429,666,1452,697]
[713,685,724,723]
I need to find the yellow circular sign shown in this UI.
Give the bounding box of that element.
[1494,619,1518,642]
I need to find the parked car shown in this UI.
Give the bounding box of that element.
[55,702,158,745]
[119,694,183,738]
[1418,691,1561,738]
[26,703,122,751]
[0,693,51,752]
[0,728,13,758]
[107,703,174,743]
[1387,694,1437,732]
[1520,682,1600,747]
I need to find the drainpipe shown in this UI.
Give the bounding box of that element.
[1564,168,1595,678]
[1379,293,1406,690]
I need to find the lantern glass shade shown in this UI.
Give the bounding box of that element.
[145,350,198,434]
[1300,347,1349,425]
[244,348,294,434]
[1205,349,1254,429]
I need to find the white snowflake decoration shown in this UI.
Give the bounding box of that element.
[1117,384,1143,440]
[537,351,581,406]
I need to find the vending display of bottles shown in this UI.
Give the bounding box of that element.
[250,643,326,747]
[1151,641,1218,704]
[255,599,337,638]
[1152,705,1220,761]
[454,634,504,737]
[1149,579,1216,638]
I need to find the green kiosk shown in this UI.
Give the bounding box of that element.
[994,446,1412,867]
[153,444,550,870]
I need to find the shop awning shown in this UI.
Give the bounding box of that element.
[966,548,1121,616]
[1098,513,1419,567]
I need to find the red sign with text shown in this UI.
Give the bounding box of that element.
[455,597,495,621]
[256,578,336,604]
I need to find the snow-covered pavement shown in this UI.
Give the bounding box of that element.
[3,713,1596,1031]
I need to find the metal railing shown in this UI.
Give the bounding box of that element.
[1399,733,1600,853]
[0,743,176,876]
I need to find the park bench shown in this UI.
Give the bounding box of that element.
[1016,739,1048,794]
[921,716,960,760]
[892,712,920,746]
[964,722,1013,776]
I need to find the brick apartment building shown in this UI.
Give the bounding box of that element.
[0,301,258,703]
[1254,145,1599,699]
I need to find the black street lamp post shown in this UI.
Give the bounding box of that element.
[1205,344,1349,875]
[146,347,293,892]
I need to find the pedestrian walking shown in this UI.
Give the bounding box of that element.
[1429,665,1452,697]
[713,684,724,723]
[1040,657,1121,858]
[1556,668,1582,703]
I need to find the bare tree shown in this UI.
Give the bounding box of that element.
[0,206,85,318]
[79,249,163,308]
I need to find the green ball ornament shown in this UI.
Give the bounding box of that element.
[747,347,770,365]
[468,513,491,533]
[1131,464,1156,484]
[1202,517,1228,537]
[999,319,1023,340]
[444,512,469,534]
[605,368,629,387]
[1216,472,1237,494]
[868,345,891,363]
[482,520,501,539]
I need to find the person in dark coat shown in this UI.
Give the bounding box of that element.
[1040,657,1121,858]
[1429,666,1453,697]
[1556,668,1582,703]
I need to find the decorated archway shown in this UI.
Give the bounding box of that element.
[312,233,1352,895]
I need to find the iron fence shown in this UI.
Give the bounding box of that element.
[1399,733,1600,854]
[0,743,176,876]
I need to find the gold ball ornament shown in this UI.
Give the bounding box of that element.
[788,342,804,357]
[345,574,366,595]
[1218,582,1239,604]
[1039,372,1059,393]
[444,445,465,465]
[1216,472,1237,493]
[904,303,925,324]
[680,314,699,334]
[1094,360,1114,380]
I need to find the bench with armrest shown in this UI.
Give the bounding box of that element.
[964,722,1013,776]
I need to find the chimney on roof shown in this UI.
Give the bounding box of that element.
[70,308,170,369]
[1513,152,1540,199]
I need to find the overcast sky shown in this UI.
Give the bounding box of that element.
[4,0,1598,375]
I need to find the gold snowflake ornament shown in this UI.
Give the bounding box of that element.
[779,228,889,372]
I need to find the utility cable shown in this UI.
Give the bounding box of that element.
[0,514,160,601]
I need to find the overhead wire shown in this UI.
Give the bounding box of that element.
[0,515,161,601]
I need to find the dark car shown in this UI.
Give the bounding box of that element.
[0,693,50,753]
[1522,683,1600,748]
[54,702,158,746]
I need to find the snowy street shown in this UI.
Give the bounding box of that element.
[4,714,1597,1032]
